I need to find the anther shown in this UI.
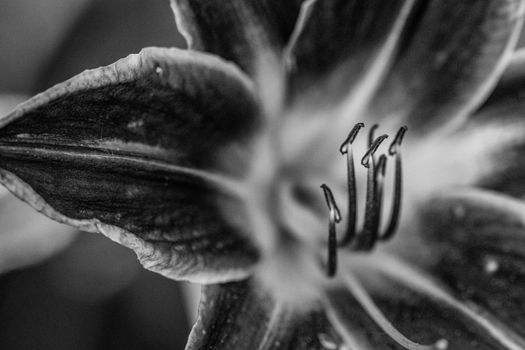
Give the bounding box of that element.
[381,126,406,241]
[321,184,340,277]
[321,184,341,223]
[368,124,379,148]
[389,125,407,156]
[361,134,388,168]
[340,122,364,154]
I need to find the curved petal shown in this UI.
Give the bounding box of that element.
[186,279,341,350]
[367,0,525,135]
[328,256,525,350]
[477,49,525,113]
[451,50,525,198]
[171,0,302,75]
[281,0,524,170]
[287,0,417,111]
[389,189,525,345]
[0,47,261,283]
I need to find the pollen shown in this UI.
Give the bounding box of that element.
[484,257,499,274]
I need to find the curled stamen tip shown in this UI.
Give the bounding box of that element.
[361,134,388,168]
[320,184,342,222]
[389,125,408,156]
[368,124,379,147]
[340,122,365,154]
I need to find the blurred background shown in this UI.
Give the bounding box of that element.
[0,1,197,349]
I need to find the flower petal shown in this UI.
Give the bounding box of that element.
[186,279,341,350]
[281,1,524,169]
[0,47,261,283]
[328,257,525,350]
[369,0,525,134]
[391,189,525,345]
[456,50,525,197]
[171,0,302,75]
[287,0,417,110]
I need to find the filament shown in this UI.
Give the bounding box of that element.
[321,184,341,277]
[381,126,407,241]
[341,271,447,350]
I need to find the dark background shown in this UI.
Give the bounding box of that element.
[0,1,193,349]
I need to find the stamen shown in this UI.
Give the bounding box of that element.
[375,154,388,219]
[376,155,388,188]
[339,123,364,246]
[320,125,438,350]
[321,184,341,277]
[321,184,341,223]
[351,151,383,251]
[341,271,447,350]
[389,125,407,156]
[319,125,406,273]
[368,123,379,148]
[361,134,388,168]
[381,126,407,241]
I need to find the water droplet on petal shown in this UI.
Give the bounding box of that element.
[484,258,499,274]
[127,119,144,130]
[318,333,338,349]
[155,65,164,76]
[435,338,449,350]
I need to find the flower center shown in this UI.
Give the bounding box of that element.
[320,123,406,277]
[253,123,447,350]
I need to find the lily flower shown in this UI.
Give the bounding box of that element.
[2,1,525,349]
